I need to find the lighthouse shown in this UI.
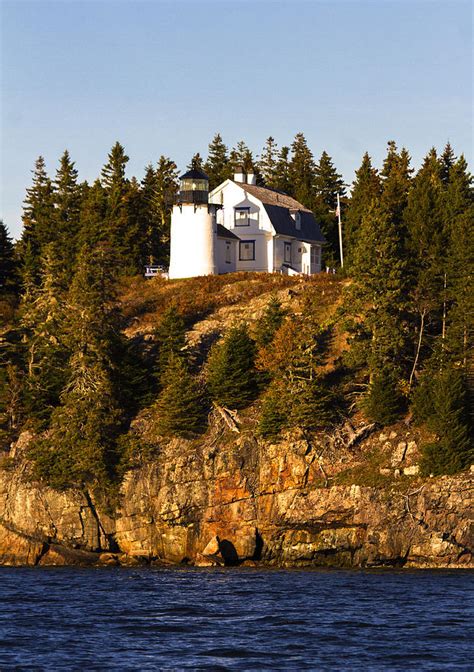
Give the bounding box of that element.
[168,168,218,279]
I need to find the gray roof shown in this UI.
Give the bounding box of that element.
[217,224,240,240]
[233,181,325,243]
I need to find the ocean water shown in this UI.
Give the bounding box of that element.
[0,567,473,671]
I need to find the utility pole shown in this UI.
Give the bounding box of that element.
[336,192,344,268]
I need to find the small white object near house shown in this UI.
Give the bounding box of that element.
[168,167,325,279]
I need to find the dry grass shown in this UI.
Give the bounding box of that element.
[119,272,344,335]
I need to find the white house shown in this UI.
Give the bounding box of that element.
[168,168,325,280]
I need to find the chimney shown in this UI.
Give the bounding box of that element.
[246,172,256,185]
[234,166,246,183]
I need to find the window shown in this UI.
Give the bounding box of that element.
[225,241,232,264]
[239,240,255,261]
[284,242,292,263]
[311,246,321,266]
[235,207,250,226]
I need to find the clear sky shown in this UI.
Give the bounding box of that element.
[1,0,472,239]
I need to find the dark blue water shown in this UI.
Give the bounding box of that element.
[0,568,473,671]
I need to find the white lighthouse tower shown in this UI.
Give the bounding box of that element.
[168,169,217,279]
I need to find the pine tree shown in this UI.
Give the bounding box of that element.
[204,133,231,190]
[151,353,208,438]
[229,140,255,173]
[101,141,129,190]
[254,295,286,348]
[344,153,381,268]
[440,142,456,185]
[288,133,316,207]
[18,156,55,283]
[53,150,82,270]
[419,370,472,475]
[207,324,257,408]
[258,137,279,187]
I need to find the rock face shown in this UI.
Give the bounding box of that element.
[0,429,472,568]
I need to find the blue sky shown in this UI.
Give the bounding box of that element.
[1,0,472,239]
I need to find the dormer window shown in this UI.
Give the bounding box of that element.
[234,207,250,226]
[290,209,301,230]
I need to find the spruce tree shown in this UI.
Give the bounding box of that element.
[361,368,404,425]
[154,305,187,380]
[404,149,446,385]
[19,243,69,424]
[273,146,292,194]
[254,295,286,348]
[207,324,257,408]
[151,353,208,438]
[258,137,279,187]
[30,244,124,489]
[288,133,316,207]
[380,141,412,235]
[349,201,407,379]
[258,380,290,438]
[153,156,179,265]
[419,370,472,475]
[344,153,381,268]
[77,180,108,250]
[204,133,231,190]
[18,156,55,283]
[291,376,336,430]
[188,153,204,171]
[0,221,17,295]
[229,140,255,173]
[313,151,346,262]
[53,150,82,271]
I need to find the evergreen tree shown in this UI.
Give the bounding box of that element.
[361,368,404,425]
[53,150,82,270]
[288,133,316,207]
[344,153,381,268]
[254,295,286,348]
[154,305,187,379]
[258,380,290,438]
[101,141,129,190]
[153,156,179,265]
[291,376,336,430]
[440,142,456,185]
[419,370,472,475]
[258,136,279,187]
[229,140,255,173]
[204,133,231,190]
[349,201,407,379]
[77,180,108,249]
[0,221,17,295]
[29,244,124,489]
[187,153,204,171]
[18,156,55,283]
[273,146,292,194]
[380,141,412,234]
[313,151,346,262]
[151,353,208,438]
[19,244,69,424]
[207,324,257,408]
[404,149,446,385]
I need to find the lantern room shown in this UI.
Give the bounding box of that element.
[178,168,209,204]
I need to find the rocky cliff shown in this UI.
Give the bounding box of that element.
[1,426,472,568]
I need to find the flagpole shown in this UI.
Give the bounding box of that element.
[337,192,344,268]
